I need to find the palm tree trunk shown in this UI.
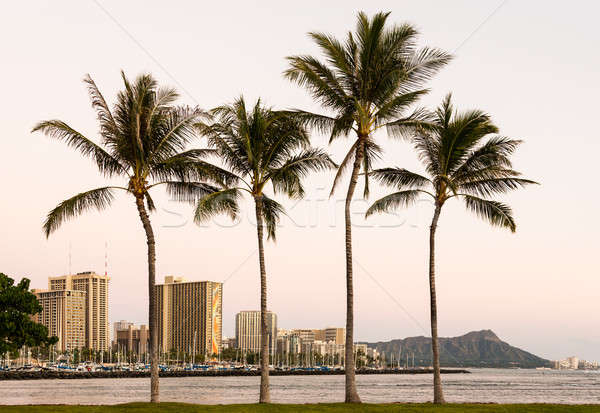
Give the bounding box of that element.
[429,204,445,404]
[254,196,271,403]
[135,195,159,403]
[343,140,364,404]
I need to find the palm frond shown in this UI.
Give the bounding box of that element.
[365,190,423,217]
[459,177,538,197]
[438,96,499,175]
[374,90,429,124]
[362,147,370,198]
[164,181,220,204]
[261,112,311,169]
[260,195,285,241]
[451,137,521,181]
[83,74,119,142]
[151,149,239,187]
[369,167,431,190]
[150,86,179,113]
[462,195,516,232]
[194,188,242,223]
[284,56,350,111]
[402,47,453,89]
[32,120,126,177]
[149,106,208,164]
[196,110,254,177]
[329,140,358,197]
[281,110,342,138]
[386,107,436,139]
[361,139,383,198]
[145,192,156,212]
[43,187,125,237]
[455,165,521,184]
[269,148,336,199]
[412,130,441,177]
[307,32,354,78]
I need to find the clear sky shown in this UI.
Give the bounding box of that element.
[1,1,598,362]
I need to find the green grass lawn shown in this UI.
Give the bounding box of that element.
[1,403,599,413]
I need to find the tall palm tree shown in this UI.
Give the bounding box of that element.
[32,72,235,403]
[366,94,537,403]
[192,97,335,403]
[284,11,451,402]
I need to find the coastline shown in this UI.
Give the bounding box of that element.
[0,403,598,412]
[0,368,469,381]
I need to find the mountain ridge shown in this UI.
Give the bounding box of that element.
[364,329,550,368]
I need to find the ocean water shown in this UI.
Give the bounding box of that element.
[1,369,598,405]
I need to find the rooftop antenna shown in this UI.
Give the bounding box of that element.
[104,241,108,276]
[68,242,72,275]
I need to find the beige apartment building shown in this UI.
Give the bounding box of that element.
[325,327,345,345]
[113,320,133,345]
[276,330,301,355]
[235,310,277,354]
[32,289,86,352]
[49,272,110,351]
[114,324,149,355]
[155,276,222,355]
[311,327,345,345]
[294,329,315,345]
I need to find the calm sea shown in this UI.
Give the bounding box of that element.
[1,369,598,405]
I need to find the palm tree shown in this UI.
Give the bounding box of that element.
[32,72,235,403]
[366,94,537,403]
[192,97,335,403]
[284,11,451,402]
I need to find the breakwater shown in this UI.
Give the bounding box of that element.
[0,368,469,381]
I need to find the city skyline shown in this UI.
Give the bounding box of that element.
[29,270,599,367]
[28,265,600,363]
[2,1,598,364]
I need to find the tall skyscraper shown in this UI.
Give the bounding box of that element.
[113,320,133,345]
[49,272,110,351]
[235,311,277,354]
[32,289,86,352]
[155,276,222,355]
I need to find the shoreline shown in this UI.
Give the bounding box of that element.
[0,403,598,412]
[0,368,469,381]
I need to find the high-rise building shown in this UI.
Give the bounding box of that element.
[113,320,133,345]
[275,327,345,357]
[276,330,301,355]
[313,329,326,341]
[324,327,345,345]
[235,311,277,354]
[155,276,222,355]
[311,340,345,357]
[49,272,110,351]
[222,337,236,350]
[32,289,86,352]
[293,329,315,345]
[114,324,149,355]
[310,327,345,345]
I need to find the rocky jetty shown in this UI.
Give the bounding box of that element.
[0,368,469,381]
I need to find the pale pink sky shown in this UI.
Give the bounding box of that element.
[1,1,598,361]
